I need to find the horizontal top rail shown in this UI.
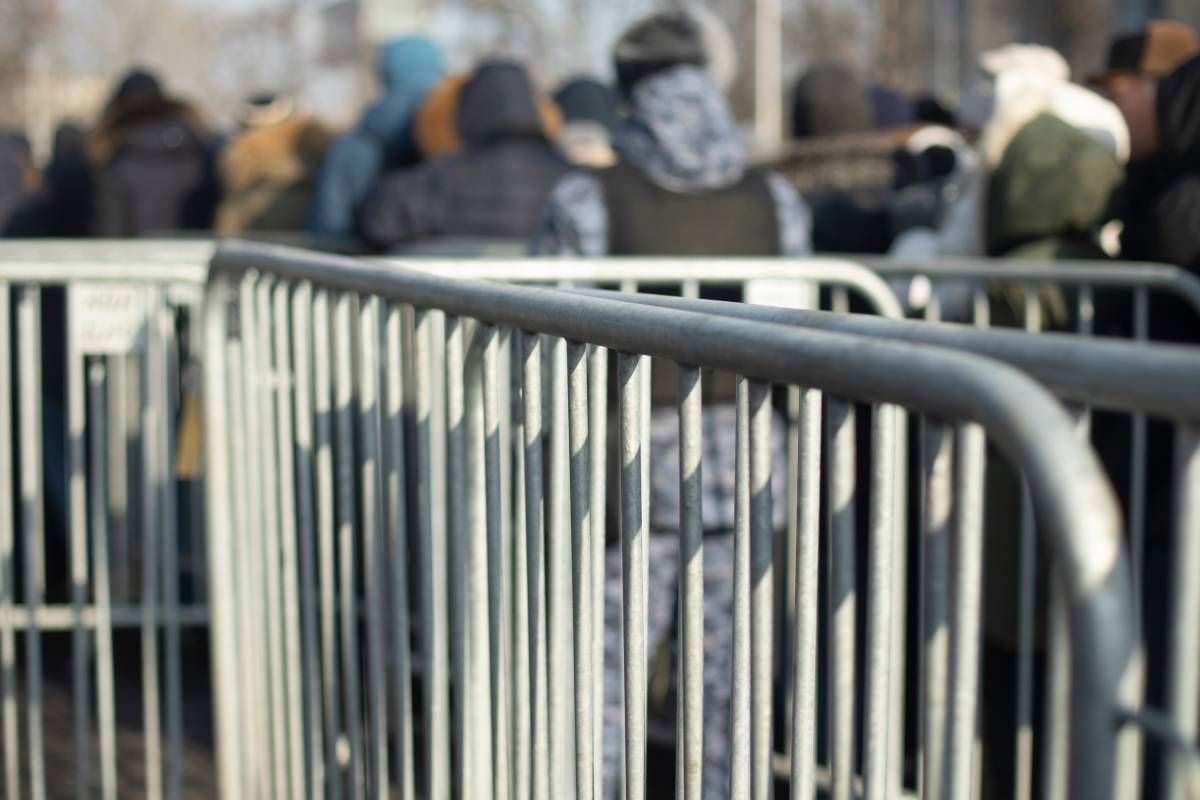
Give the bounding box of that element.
[858,255,1200,314]
[0,239,213,284]
[570,290,1200,422]
[379,256,905,318]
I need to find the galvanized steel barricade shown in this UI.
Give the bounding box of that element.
[203,241,1133,800]
[864,256,1200,334]
[582,290,1200,800]
[0,240,212,799]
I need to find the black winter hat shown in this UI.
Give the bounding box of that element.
[613,11,707,95]
[554,78,622,134]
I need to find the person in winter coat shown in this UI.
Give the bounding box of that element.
[531,22,811,257]
[359,60,570,249]
[0,130,37,233]
[307,36,444,238]
[89,69,218,236]
[534,11,805,799]
[215,94,333,235]
[413,71,563,161]
[1108,51,1200,275]
[6,122,93,237]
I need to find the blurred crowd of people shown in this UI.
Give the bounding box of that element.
[2,10,1198,282]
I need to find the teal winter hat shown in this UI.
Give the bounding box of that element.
[377,36,446,95]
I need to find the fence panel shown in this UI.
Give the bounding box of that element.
[0,245,211,799]
[203,241,1134,800]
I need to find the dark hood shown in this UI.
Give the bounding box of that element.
[1157,53,1200,172]
[457,62,545,146]
[91,96,209,163]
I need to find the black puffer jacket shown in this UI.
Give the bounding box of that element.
[1119,54,1200,271]
[359,61,569,248]
[90,96,219,236]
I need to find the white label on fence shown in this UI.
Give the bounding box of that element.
[744,278,816,310]
[70,284,147,354]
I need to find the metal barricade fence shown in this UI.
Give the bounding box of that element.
[204,240,1133,800]
[862,257,1200,334]
[580,289,1200,800]
[0,241,212,799]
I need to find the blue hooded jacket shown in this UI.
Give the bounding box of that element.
[308,36,445,237]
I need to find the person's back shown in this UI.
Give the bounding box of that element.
[90,70,217,236]
[307,36,445,238]
[359,61,569,248]
[6,123,93,237]
[532,12,811,259]
[216,95,332,235]
[0,131,35,233]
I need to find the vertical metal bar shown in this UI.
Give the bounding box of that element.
[466,324,496,800]
[63,287,88,800]
[570,342,596,800]
[619,353,647,800]
[256,280,291,800]
[106,355,129,606]
[17,289,46,800]
[416,309,451,800]
[863,404,897,800]
[783,384,800,769]
[312,288,343,800]
[157,297,183,800]
[358,296,389,796]
[827,399,857,800]
[945,424,986,799]
[202,274,243,796]
[749,381,774,800]
[511,336,531,799]
[447,314,476,800]
[333,292,364,799]
[0,285,16,800]
[1130,288,1149,605]
[1014,287,1042,800]
[383,303,415,799]
[789,387,822,799]
[831,287,850,315]
[677,365,703,800]
[547,336,573,799]
[497,328,515,787]
[889,407,910,800]
[972,286,990,329]
[521,331,550,800]
[482,326,510,800]
[239,277,275,800]
[1041,574,1070,800]
[88,361,118,800]
[141,301,164,800]
[1165,426,1200,800]
[587,344,607,800]
[228,326,259,798]
[271,283,306,800]
[291,283,327,796]
[921,420,952,800]
[731,378,752,800]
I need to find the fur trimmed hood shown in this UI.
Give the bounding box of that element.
[219,114,332,195]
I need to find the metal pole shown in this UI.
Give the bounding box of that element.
[754,0,783,147]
